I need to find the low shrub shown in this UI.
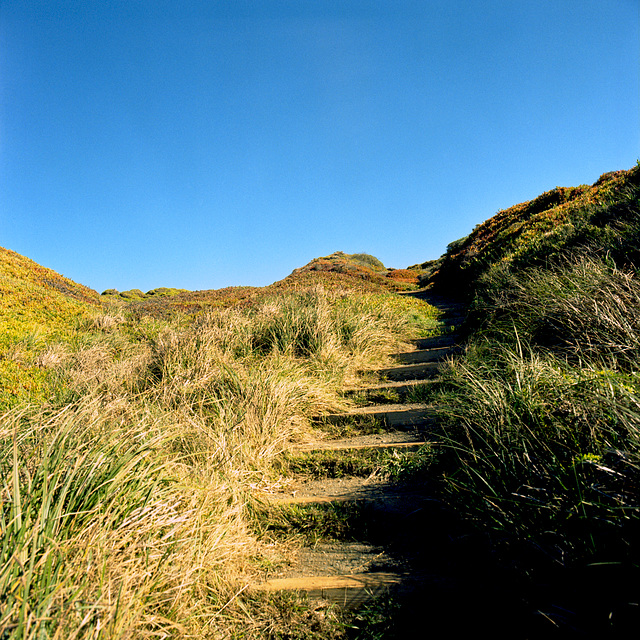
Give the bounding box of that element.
[119,288,145,299]
[346,253,386,271]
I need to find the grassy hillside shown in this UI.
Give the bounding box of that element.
[416,163,640,633]
[0,246,100,407]
[0,246,438,638]
[425,164,640,294]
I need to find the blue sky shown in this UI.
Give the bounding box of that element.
[1,0,638,293]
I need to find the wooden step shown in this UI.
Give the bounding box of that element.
[375,361,441,381]
[391,345,457,365]
[412,334,460,350]
[293,438,428,452]
[266,478,388,505]
[266,477,439,507]
[343,379,435,402]
[253,572,407,608]
[317,404,437,429]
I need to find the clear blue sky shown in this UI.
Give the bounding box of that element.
[1,0,638,293]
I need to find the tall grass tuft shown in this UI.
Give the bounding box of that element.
[437,256,640,565]
[470,257,640,370]
[1,402,177,636]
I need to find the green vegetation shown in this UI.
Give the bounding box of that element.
[0,247,437,639]
[434,257,640,562]
[0,246,99,410]
[96,252,423,321]
[412,163,640,632]
[344,253,385,271]
[426,164,640,294]
[258,502,371,544]
[4,162,639,636]
[102,286,191,299]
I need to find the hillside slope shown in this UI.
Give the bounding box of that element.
[0,246,99,406]
[426,164,640,293]
[103,251,420,318]
[413,165,640,634]
[0,246,98,336]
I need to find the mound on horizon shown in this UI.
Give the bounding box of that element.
[285,251,420,289]
[101,251,422,318]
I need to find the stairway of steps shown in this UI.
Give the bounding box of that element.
[252,293,467,612]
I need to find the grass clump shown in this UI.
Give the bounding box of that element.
[434,256,640,570]
[256,502,371,545]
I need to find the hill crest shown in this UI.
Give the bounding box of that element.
[424,164,640,292]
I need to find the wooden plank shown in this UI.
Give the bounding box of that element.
[271,494,352,505]
[293,440,428,452]
[253,572,406,608]
[413,334,459,350]
[317,404,437,429]
[391,346,457,364]
[376,361,441,381]
[343,379,435,397]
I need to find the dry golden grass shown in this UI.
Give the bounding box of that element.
[1,285,437,638]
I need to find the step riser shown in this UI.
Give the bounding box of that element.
[386,408,436,428]
[293,441,428,452]
[344,381,435,402]
[392,346,460,364]
[377,362,441,381]
[253,573,406,609]
[316,410,436,430]
[413,335,459,350]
